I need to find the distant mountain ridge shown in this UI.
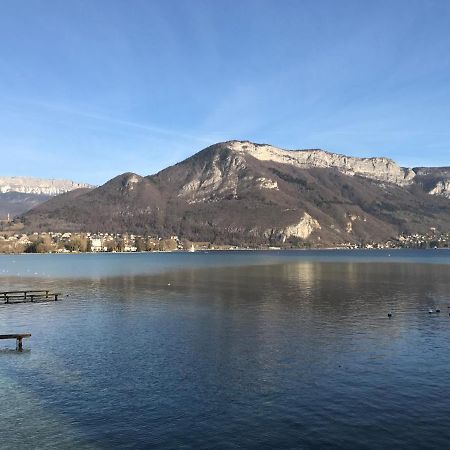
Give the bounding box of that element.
[0,176,94,195]
[19,141,450,246]
[0,176,94,219]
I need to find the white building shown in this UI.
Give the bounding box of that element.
[90,238,105,252]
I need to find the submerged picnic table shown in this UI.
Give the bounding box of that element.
[0,290,61,304]
[0,333,31,351]
[0,291,61,351]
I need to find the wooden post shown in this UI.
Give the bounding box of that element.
[46,290,49,298]
[55,294,59,301]
[1,333,31,350]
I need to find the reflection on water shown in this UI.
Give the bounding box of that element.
[0,251,450,449]
[1,248,449,280]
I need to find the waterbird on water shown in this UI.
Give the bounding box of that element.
[388,313,392,318]
[429,309,434,314]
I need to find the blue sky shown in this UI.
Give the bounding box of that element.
[1,0,449,184]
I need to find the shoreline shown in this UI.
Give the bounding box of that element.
[1,247,449,257]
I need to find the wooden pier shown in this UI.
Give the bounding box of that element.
[0,333,31,351]
[0,290,61,304]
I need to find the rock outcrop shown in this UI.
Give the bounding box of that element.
[412,167,450,199]
[178,152,247,203]
[428,180,450,198]
[155,141,449,203]
[227,141,416,186]
[0,176,94,195]
[282,213,321,240]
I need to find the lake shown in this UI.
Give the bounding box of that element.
[1,250,450,449]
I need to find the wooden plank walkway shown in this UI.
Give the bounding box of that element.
[0,333,31,351]
[0,290,61,304]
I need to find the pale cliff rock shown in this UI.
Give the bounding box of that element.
[345,214,365,233]
[413,167,450,199]
[265,212,321,242]
[121,174,142,192]
[0,176,94,196]
[179,152,246,203]
[256,177,278,190]
[225,141,416,186]
[283,213,321,239]
[174,141,449,203]
[428,180,450,198]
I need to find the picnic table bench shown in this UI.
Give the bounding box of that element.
[0,333,31,351]
[0,290,61,304]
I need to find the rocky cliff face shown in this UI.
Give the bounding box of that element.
[412,167,450,198]
[0,176,94,219]
[264,213,322,243]
[177,151,247,203]
[163,141,449,204]
[428,180,450,198]
[0,176,94,195]
[226,141,417,186]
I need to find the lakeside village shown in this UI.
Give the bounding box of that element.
[0,231,232,254]
[0,229,449,254]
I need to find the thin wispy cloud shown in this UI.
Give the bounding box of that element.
[2,96,211,143]
[0,0,449,182]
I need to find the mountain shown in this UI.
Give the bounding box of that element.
[19,141,450,246]
[0,176,94,219]
[412,167,450,198]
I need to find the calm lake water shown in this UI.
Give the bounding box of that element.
[1,249,450,449]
